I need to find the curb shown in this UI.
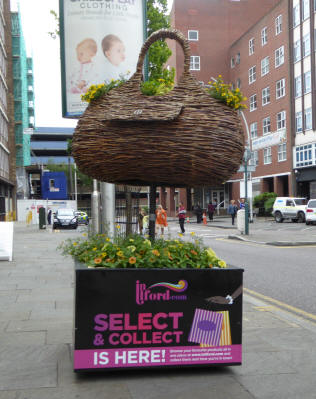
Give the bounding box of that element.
[228,235,316,246]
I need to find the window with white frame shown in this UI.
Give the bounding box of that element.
[263,116,271,134]
[303,33,311,57]
[261,56,269,76]
[250,94,257,111]
[304,70,311,93]
[236,52,240,64]
[264,147,272,164]
[188,30,198,41]
[293,4,300,27]
[236,78,241,89]
[296,144,313,166]
[250,122,258,138]
[231,57,235,68]
[277,110,286,130]
[295,75,302,97]
[250,150,259,166]
[304,107,312,130]
[261,27,267,46]
[276,78,285,99]
[248,66,256,84]
[249,38,254,55]
[262,87,270,106]
[296,111,303,133]
[303,0,310,20]
[275,14,282,35]
[275,46,284,67]
[278,143,287,161]
[190,56,200,70]
[294,39,301,62]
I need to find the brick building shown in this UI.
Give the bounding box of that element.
[166,0,316,212]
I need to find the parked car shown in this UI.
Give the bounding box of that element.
[305,199,316,225]
[272,197,307,223]
[53,208,78,229]
[75,211,89,225]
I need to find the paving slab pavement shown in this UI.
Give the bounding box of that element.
[0,222,316,398]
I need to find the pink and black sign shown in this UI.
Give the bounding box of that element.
[74,266,243,371]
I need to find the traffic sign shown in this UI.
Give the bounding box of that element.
[237,165,256,173]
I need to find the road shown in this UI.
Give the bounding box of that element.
[167,219,316,317]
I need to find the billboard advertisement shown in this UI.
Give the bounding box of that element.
[74,268,243,371]
[59,0,146,118]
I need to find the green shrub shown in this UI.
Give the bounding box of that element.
[264,197,276,216]
[253,192,277,208]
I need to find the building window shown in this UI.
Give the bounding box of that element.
[236,52,240,64]
[305,107,312,130]
[277,110,286,130]
[294,39,301,62]
[250,94,257,111]
[236,78,241,89]
[296,111,303,133]
[264,147,272,164]
[261,27,268,46]
[249,37,255,55]
[231,57,235,68]
[303,0,310,20]
[304,70,311,93]
[276,78,286,99]
[263,117,271,135]
[296,144,312,166]
[250,122,258,138]
[190,56,200,70]
[293,4,300,27]
[262,87,270,106]
[278,143,287,162]
[261,56,269,76]
[275,14,282,35]
[248,66,256,84]
[250,150,259,166]
[303,34,311,57]
[188,30,198,41]
[295,75,302,97]
[275,46,284,67]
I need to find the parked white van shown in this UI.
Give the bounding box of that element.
[272,197,307,223]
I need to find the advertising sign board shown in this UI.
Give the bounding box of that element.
[59,0,146,118]
[74,267,243,371]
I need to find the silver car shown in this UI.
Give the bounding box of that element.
[305,199,316,225]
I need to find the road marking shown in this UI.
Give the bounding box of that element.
[245,287,316,323]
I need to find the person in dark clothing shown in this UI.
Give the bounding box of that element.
[194,203,203,223]
[177,202,186,233]
[47,209,52,225]
[227,200,238,225]
[207,201,215,221]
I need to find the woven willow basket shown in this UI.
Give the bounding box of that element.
[72,29,244,187]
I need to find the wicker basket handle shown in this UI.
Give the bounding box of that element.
[135,28,191,77]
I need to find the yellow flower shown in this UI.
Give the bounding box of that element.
[129,256,137,264]
[94,257,102,264]
[106,237,111,242]
[152,249,160,257]
[209,264,213,268]
[218,260,227,268]
[82,233,87,237]
[117,251,124,257]
[101,252,107,258]
[116,225,121,229]
[73,242,77,246]
[190,232,196,236]
[178,233,183,237]
[129,239,134,242]
[144,239,151,247]
[92,247,97,251]
[127,245,136,253]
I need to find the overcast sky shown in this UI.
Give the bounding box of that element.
[11,0,173,128]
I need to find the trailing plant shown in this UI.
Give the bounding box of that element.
[206,75,247,110]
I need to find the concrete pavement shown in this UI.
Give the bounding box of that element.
[0,222,316,398]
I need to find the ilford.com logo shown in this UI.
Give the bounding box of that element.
[136,280,188,305]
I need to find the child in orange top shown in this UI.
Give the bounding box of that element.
[155,205,167,236]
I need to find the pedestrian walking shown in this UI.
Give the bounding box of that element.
[227,200,238,225]
[239,198,245,209]
[47,209,52,225]
[207,201,215,221]
[177,201,186,234]
[138,208,144,235]
[155,205,168,236]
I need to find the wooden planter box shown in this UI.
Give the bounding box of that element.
[73,263,243,372]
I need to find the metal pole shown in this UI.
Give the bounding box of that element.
[100,182,115,238]
[240,111,253,223]
[244,162,249,235]
[91,179,100,234]
[74,163,78,204]
[149,184,156,241]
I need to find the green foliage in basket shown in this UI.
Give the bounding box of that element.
[59,233,227,270]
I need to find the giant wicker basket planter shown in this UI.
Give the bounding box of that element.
[72,29,244,187]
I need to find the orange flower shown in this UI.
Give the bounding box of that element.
[129,256,136,264]
[209,264,213,268]
[152,249,160,257]
[105,258,112,263]
[94,257,102,264]
[190,250,198,256]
